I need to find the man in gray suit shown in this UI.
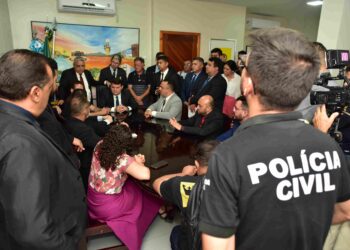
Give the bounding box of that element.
[144,80,182,120]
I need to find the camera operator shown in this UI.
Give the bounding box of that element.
[199,28,350,250]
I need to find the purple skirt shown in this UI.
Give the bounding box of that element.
[87,179,162,250]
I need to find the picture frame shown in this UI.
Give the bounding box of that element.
[31,21,140,79]
[209,38,237,60]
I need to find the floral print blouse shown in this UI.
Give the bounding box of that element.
[89,142,134,194]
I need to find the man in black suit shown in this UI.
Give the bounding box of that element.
[182,57,207,105]
[154,55,182,98]
[99,54,127,88]
[58,56,99,102]
[146,52,165,95]
[189,57,227,111]
[0,49,86,248]
[170,95,224,139]
[97,81,138,112]
[65,95,101,191]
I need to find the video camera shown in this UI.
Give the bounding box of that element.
[310,50,350,113]
[310,50,350,142]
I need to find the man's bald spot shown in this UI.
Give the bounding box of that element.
[200,95,214,109]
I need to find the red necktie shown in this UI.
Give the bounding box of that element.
[79,73,83,83]
[199,116,205,128]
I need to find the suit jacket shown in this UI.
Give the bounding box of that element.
[154,68,182,98]
[99,66,127,88]
[147,93,183,120]
[58,68,99,101]
[97,88,138,111]
[37,105,80,168]
[179,109,224,139]
[182,71,207,101]
[146,64,158,91]
[190,73,227,111]
[0,100,86,249]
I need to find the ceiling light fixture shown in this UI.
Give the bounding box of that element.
[307,1,323,6]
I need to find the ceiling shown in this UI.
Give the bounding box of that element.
[195,0,322,21]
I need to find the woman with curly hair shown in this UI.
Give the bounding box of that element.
[87,124,162,250]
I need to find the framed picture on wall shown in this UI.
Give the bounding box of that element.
[209,38,237,60]
[31,21,140,80]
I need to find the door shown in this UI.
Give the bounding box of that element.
[160,31,200,72]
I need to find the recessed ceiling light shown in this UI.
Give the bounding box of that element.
[307,1,323,6]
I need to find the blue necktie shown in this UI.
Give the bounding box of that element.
[199,77,210,93]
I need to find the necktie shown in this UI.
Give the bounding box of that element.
[199,116,205,128]
[79,73,83,83]
[114,95,120,107]
[113,69,117,78]
[199,77,210,93]
[191,74,197,84]
[160,99,166,111]
[160,72,164,82]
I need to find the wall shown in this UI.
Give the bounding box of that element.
[317,0,350,51]
[6,0,246,66]
[0,0,13,55]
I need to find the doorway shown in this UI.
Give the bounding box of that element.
[160,31,200,72]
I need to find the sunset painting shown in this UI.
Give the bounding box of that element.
[31,21,140,80]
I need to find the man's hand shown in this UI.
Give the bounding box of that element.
[53,105,62,115]
[101,107,110,115]
[135,96,143,105]
[72,137,85,152]
[116,105,128,113]
[144,110,152,119]
[313,104,339,133]
[189,104,197,112]
[169,117,182,131]
[182,165,197,176]
[103,115,113,124]
[105,80,111,87]
[57,99,64,106]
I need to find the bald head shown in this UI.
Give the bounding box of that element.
[198,95,214,116]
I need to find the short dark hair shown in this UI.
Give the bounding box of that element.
[70,92,89,116]
[225,60,239,73]
[247,28,320,111]
[162,81,174,91]
[134,57,145,64]
[208,57,223,72]
[110,80,123,86]
[0,49,51,101]
[346,65,350,73]
[194,140,220,166]
[47,57,58,74]
[157,55,169,63]
[111,54,121,62]
[156,52,165,60]
[238,50,247,56]
[211,48,223,56]
[236,95,248,109]
[193,57,204,65]
[313,42,327,67]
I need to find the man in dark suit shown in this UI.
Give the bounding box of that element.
[154,55,182,99]
[182,57,207,105]
[97,81,138,112]
[146,52,165,96]
[189,57,227,111]
[65,94,101,191]
[170,95,224,139]
[99,54,127,88]
[0,49,86,249]
[58,56,99,102]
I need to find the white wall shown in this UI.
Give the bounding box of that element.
[317,0,350,51]
[6,0,246,66]
[0,0,13,55]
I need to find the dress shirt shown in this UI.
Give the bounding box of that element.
[110,66,117,78]
[76,72,91,102]
[111,94,132,112]
[160,68,169,82]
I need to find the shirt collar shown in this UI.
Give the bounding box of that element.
[161,68,169,77]
[164,92,174,102]
[0,99,38,125]
[236,111,304,133]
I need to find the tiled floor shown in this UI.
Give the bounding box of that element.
[87,215,180,250]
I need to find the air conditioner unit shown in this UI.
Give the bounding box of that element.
[246,17,281,29]
[58,0,116,16]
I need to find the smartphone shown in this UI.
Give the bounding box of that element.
[150,160,168,169]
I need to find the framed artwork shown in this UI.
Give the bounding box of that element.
[31,21,140,79]
[209,38,237,60]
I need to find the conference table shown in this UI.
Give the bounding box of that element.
[113,111,199,182]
